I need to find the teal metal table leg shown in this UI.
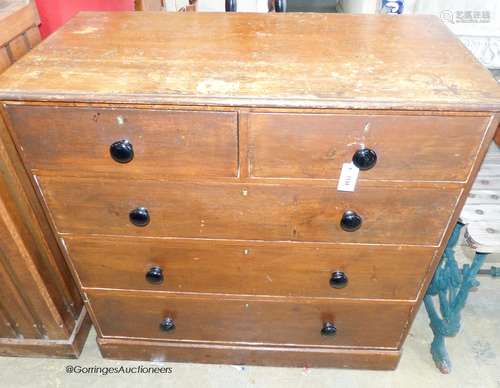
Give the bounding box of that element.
[490,267,500,277]
[481,266,500,277]
[424,223,489,373]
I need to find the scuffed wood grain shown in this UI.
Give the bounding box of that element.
[0,12,499,110]
[6,104,239,178]
[87,289,412,348]
[247,113,489,181]
[0,10,496,368]
[64,235,435,300]
[37,176,460,246]
[98,337,402,369]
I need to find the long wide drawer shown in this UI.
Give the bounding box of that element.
[247,113,489,181]
[39,177,459,245]
[5,105,238,178]
[65,236,435,300]
[87,290,412,349]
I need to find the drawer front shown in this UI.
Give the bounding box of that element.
[65,236,434,300]
[247,113,489,181]
[6,105,238,178]
[40,177,459,245]
[88,290,412,348]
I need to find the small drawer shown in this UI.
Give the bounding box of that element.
[39,177,459,245]
[5,105,238,178]
[247,113,489,181]
[87,290,412,349]
[66,236,434,300]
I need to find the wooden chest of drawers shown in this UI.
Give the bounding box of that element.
[0,12,499,369]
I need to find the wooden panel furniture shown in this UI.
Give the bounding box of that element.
[0,12,498,369]
[0,122,91,357]
[0,1,41,73]
[0,0,91,359]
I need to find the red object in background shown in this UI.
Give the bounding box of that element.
[35,0,135,38]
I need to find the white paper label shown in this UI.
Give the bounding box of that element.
[337,163,359,192]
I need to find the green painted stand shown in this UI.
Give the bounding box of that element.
[424,223,489,373]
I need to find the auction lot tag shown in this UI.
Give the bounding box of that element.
[337,163,359,192]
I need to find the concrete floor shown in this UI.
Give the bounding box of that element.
[1,246,499,388]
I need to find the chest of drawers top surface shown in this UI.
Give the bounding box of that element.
[0,12,499,111]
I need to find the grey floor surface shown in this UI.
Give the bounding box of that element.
[0,247,499,388]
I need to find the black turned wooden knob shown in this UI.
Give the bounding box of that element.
[159,317,175,332]
[225,0,236,11]
[110,140,134,163]
[330,271,348,289]
[340,210,362,232]
[352,148,377,170]
[321,321,337,336]
[129,207,149,227]
[146,266,163,284]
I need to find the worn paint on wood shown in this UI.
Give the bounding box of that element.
[1,11,498,368]
[0,12,499,110]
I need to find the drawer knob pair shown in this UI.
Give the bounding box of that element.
[159,317,175,332]
[352,148,377,170]
[129,210,361,232]
[146,266,164,284]
[160,317,336,336]
[321,321,337,336]
[110,139,134,163]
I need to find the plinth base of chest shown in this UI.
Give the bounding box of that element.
[97,337,402,370]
